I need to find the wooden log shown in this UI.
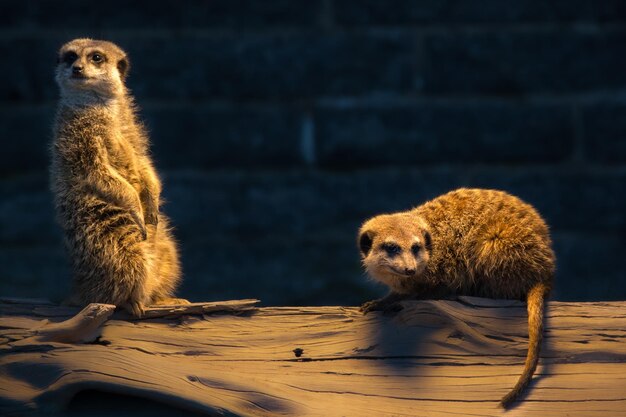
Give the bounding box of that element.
[112,299,260,320]
[1,297,625,416]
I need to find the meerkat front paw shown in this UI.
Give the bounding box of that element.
[140,188,159,226]
[360,298,404,315]
[143,201,159,227]
[144,210,158,227]
[129,211,148,240]
[359,299,380,314]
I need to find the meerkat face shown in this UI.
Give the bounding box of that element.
[55,38,129,100]
[358,213,432,293]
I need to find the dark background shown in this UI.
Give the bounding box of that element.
[1,1,625,305]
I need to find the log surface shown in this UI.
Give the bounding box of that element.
[1,297,625,416]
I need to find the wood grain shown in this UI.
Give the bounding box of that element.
[1,297,625,416]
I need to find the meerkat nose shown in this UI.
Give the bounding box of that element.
[405,267,416,275]
[72,65,83,74]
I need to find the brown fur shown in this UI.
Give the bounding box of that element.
[358,188,555,408]
[50,39,186,316]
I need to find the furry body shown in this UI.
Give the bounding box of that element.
[50,39,184,316]
[358,188,555,407]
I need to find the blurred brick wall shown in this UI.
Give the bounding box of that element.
[1,1,625,305]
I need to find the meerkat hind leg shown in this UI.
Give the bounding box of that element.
[152,297,190,306]
[122,299,146,317]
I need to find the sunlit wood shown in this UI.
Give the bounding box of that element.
[1,297,625,416]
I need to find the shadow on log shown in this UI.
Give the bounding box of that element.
[1,297,625,416]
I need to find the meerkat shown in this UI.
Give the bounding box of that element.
[358,188,555,408]
[50,38,187,316]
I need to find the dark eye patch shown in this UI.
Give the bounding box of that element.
[90,52,105,63]
[381,242,401,256]
[411,244,421,256]
[61,51,78,65]
[359,231,373,256]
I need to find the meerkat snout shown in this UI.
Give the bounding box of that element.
[71,64,84,77]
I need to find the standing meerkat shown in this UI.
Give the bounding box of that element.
[50,38,187,316]
[358,188,555,408]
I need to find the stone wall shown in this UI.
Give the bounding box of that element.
[2,1,625,305]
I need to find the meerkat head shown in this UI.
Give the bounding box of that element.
[55,38,129,101]
[358,212,432,294]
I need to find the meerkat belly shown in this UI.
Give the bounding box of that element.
[107,140,142,192]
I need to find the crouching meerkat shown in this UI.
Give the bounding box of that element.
[51,38,187,316]
[358,188,555,408]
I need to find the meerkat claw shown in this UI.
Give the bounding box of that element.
[125,301,145,318]
[359,299,382,314]
[132,212,148,240]
[145,212,158,227]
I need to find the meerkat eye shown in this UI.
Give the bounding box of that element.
[61,51,78,65]
[381,243,401,256]
[91,53,104,63]
[411,244,421,256]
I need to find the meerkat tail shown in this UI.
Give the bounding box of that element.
[500,282,548,408]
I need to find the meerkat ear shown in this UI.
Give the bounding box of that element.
[359,230,374,257]
[117,57,130,79]
[423,231,432,251]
